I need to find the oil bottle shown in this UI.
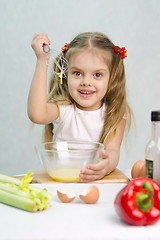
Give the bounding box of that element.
[145,111,160,183]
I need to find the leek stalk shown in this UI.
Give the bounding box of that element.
[0,171,52,212]
[0,189,37,212]
[0,174,22,186]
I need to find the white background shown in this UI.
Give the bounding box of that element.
[0,0,160,175]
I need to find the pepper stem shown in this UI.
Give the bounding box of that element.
[137,181,154,212]
[143,181,154,194]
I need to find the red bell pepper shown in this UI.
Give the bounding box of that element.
[114,177,160,225]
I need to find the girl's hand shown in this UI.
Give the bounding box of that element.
[31,32,51,59]
[79,150,110,182]
[79,119,124,182]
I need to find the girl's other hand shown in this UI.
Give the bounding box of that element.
[79,150,109,182]
[31,32,51,59]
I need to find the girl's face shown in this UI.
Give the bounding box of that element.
[67,49,110,111]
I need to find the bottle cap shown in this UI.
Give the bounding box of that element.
[151,111,160,121]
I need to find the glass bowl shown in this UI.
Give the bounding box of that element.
[35,141,104,182]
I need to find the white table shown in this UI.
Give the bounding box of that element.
[1,171,160,240]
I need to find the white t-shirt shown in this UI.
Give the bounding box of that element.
[52,103,107,142]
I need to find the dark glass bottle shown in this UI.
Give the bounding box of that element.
[145,111,160,183]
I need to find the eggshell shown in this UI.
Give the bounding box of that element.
[57,188,76,203]
[131,160,146,178]
[79,185,99,204]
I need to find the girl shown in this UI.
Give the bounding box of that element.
[28,32,131,182]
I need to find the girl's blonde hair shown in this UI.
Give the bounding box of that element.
[43,32,132,145]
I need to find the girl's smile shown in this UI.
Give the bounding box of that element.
[78,89,95,97]
[68,49,110,111]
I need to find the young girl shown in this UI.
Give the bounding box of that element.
[28,32,131,182]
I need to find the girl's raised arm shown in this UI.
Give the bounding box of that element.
[28,33,59,124]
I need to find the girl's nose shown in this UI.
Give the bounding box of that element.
[80,75,92,86]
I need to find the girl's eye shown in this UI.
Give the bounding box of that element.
[73,71,81,77]
[94,73,102,78]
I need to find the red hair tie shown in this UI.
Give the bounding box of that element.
[114,46,127,59]
[62,43,70,53]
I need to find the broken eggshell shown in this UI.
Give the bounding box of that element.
[57,188,76,203]
[79,185,99,204]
